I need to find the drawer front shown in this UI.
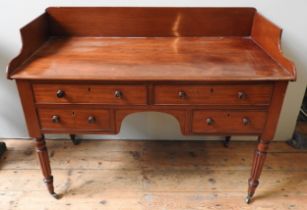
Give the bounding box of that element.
[38,109,112,131]
[33,84,147,105]
[192,110,267,134]
[38,109,74,130]
[74,110,112,131]
[154,85,273,105]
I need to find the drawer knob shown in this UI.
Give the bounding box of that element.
[238,91,247,100]
[206,118,214,125]
[114,90,123,98]
[88,116,96,124]
[56,90,65,98]
[242,117,250,126]
[178,91,187,99]
[51,115,60,123]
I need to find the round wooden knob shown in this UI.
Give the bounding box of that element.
[238,91,247,100]
[242,117,250,125]
[178,91,187,99]
[88,116,96,124]
[114,90,123,98]
[52,115,60,123]
[206,118,214,125]
[56,90,65,98]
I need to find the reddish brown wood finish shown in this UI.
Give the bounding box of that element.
[46,7,255,37]
[74,109,112,131]
[154,84,273,105]
[38,109,113,132]
[33,83,148,105]
[38,109,75,130]
[252,13,296,80]
[10,37,293,81]
[192,110,267,134]
[35,136,57,198]
[260,82,288,142]
[7,7,296,203]
[247,82,288,203]
[16,80,41,137]
[7,8,296,81]
[7,14,49,79]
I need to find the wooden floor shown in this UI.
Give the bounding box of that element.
[0,140,307,210]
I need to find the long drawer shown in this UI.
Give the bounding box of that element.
[154,84,273,105]
[33,84,147,105]
[38,109,113,131]
[192,110,267,134]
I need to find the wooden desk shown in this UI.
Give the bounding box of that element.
[7,7,296,203]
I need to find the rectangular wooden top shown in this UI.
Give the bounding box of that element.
[11,36,292,81]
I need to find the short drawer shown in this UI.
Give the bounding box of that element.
[192,110,267,134]
[33,84,147,105]
[38,109,75,130]
[153,84,273,105]
[38,109,113,131]
[74,110,112,131]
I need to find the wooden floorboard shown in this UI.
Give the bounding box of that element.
[0,139,306,210]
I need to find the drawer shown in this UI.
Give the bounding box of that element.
[33,84,147,105]
[74,110,112,131]
[38,109,112,131]
[192,110,267,134]
[154,84,273,105]
[38,109,75,130]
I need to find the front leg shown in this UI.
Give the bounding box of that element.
[35,135,59,199]
[246,139,270,203]
[245,82,288,203]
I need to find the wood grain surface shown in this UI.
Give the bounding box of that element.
[33,83,148,105]
[11,37,293,81]
[6,14,49,79]
[7,7,296,81]
[252,13,296,79]
[153,84,273,105]
[38,109,114,132]
[46,7,256,37]
[192,110,267,134]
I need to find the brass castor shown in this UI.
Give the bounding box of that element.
[51,193,61,199]
[245,195,252,204]
[0,142,7,157]
[223,136,231,148]
[70,134,81,145]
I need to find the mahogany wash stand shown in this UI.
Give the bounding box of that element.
[7,7,296,203]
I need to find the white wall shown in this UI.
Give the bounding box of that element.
[0,0,306,140]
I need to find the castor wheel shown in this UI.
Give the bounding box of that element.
[70,134,81,145]
[245,195,252,204]
[51,193,61,199]
[223,136,231,148]
[0,142,7,157]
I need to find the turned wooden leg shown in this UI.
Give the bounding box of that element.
[35,135,59,199]
[246,139,270,204]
